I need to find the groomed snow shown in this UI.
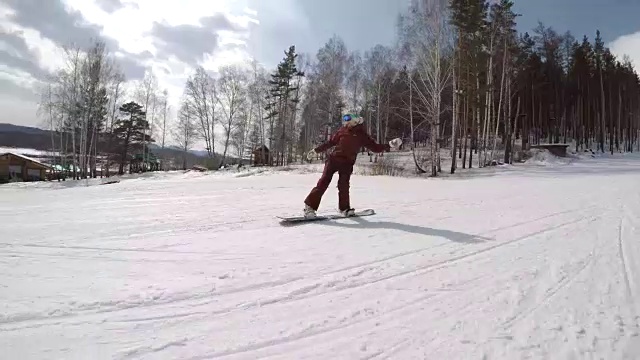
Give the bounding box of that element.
[1,153,639,359]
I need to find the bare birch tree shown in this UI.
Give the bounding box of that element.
[346,51,364,110]
[216,65,248,166]
[173,100,198,170]
[184,66,217,160]
[398,0,455,176]
[158,89,170,149]
[104,68,126,176]
[134,70,159,170]
[38,39,120,179]
[249,61,269,148]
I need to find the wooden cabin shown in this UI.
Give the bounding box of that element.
[529,144,570,157]
[0,152,52,183]
[252,145,271,166]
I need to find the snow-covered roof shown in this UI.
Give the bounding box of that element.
[1,152,52,169]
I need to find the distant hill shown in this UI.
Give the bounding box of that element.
[0,123,246,167]
[0,123,53,149]
[0,123,49,135]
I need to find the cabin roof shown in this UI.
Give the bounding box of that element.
[1,152,52,170]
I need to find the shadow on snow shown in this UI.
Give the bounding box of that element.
[319,217,491,244]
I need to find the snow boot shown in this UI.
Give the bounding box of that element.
[341,208,356,217]
[303,204,317,218]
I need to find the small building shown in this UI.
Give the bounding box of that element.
[0,152,52,183]
[529,144,570,157]
[252,145,271,166]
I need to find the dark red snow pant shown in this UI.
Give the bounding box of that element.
[304,157,354,211]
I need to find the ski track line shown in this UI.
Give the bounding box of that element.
[0,203,592,254]
[6,215,603,359]
[500,248,596,330]
[619,205,639,328]
[0,207,603,333]
[475,204,599,237]
[0,213,282,248]
[360,338,414,360]
[321,241,453,277]
[0,212,285,254]
[337,212,601,293]
[187,272,492,359]
[307,205,597,281]
[185,291,449,360]
[1,242,448,329]
[1,209,600,331]
[0,243,243,256]
[0,274,308,328]
[117,338,190,360]
[0,213,503,328]
[0,250,217,263]
[197,212,599,326]
[618,218,634,301]
[168,211,604,331]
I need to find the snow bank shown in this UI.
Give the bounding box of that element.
[523,148,576,166]
[0,170,206,191]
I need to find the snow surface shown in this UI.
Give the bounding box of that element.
[1,152,640,359]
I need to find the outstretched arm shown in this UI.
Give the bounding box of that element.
[360,132,391,153]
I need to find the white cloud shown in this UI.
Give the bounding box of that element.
[0,63,36,84]
[609,31,640,71]
[63,0,256,54]
[0,0,321,145]
[0,96,39,127]
[0,7,65,80]
[0,0,262,131]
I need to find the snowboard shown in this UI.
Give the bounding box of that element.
[278,209,375,225]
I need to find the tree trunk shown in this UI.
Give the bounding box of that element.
[409,74,426,174]
[450,51,458,174]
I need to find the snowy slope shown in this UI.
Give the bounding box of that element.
[1,154,640,359]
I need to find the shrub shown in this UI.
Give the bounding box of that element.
[360,156,405,176]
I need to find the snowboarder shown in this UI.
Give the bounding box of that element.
[303,112,402,218]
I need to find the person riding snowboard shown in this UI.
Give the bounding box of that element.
[303,111,402,218]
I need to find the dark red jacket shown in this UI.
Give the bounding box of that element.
[314,124,390,164]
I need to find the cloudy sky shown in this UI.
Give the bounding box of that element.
[0,0,639,132]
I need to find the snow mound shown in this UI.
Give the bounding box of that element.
[231,164,325,178]
[524,149,576,166]
[0,171,202,191]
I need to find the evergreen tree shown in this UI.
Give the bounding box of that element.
[112,101,152,174]
[265,45,305,166]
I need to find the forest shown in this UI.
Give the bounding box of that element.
[37,0,640,178]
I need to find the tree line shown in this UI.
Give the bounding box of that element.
[37,0,640,178]
[38,40,170,177]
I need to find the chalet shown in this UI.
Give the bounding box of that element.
[252,145,271,166]
[0,152,52,183]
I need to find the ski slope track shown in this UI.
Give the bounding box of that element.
[1,154,640,359]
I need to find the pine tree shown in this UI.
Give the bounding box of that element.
[449,0,488,169]
[112,101,152,174]
[265,45,305,166]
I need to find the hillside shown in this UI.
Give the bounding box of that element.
[1,152,639,359]
[0,123,52,150]
[0,123,49,135]
[0,123,245,168]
